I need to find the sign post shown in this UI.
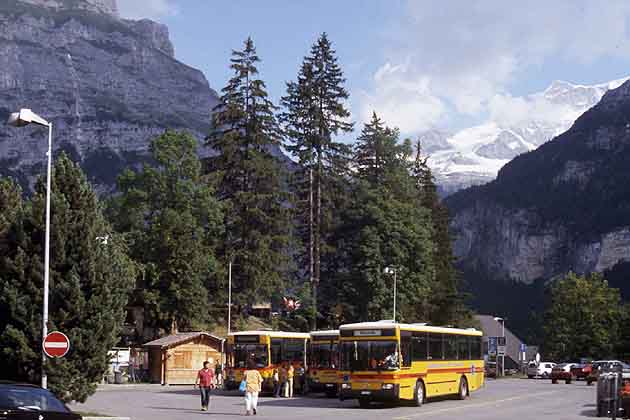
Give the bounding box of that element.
[43,331,70,358]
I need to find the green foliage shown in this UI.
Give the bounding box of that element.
[0,155,135,402]
[110,130,223,335]
[280,33,354,329]
[207,37,292,306]
[323,116,471,327]
[334,185,435,322]
[543,272,622,360]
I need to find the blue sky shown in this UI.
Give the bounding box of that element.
[118,0,630,135]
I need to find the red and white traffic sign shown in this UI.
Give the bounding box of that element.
[43,331,70,358]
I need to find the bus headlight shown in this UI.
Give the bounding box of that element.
[341,383,352,390]
[381,384,394,390]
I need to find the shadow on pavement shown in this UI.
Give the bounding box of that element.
[148,406,242,416]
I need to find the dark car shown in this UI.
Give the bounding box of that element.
[0,382,82,419]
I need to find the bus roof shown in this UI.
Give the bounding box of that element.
[229,330,310,339]
[339,321,481,336]
[310,330,339,337]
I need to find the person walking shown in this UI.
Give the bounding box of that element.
[215,361,223,389]
[244,359,263,416]
[279,362,288,397]
[195,361,215,411]
[287,363,295,398]
[272,367,280,397]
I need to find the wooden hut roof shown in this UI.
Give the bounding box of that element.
[143,332,224,349]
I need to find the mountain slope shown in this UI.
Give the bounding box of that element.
[445,79,630,285]
[0,0,219,191]
[424,78,628,194]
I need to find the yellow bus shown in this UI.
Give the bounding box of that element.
[338,321,484,407]
[307,330,340,397]
[225,331,310,393]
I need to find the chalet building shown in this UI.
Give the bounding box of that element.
[475,315,538,369]
[144,332,224,385]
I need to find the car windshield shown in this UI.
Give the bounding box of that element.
[340,340,399,371]
[311,342,339,369]
[231,344,268,368]
[556,364,568,368]
[0,385,69,413]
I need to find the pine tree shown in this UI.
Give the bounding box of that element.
[0,155,135,402]
[111,131,223,335]
[207,37,291,307]
[412,140,472,326]
[280,33,353,329]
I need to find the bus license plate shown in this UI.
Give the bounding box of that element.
[361,391,371,395]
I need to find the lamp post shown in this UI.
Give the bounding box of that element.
[494,316,505,377]
[7,109,52,389]
[384,267,397,322]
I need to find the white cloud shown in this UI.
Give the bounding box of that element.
[360,0,630,134]
[487,93,575,127]
[117,0,178,20]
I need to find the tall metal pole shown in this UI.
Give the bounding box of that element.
[393,269,397,322]
[42,122,52,389]
[227,261,232,335]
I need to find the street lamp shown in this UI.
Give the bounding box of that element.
[384,267,397,322]
[7,108,52,389]
[494,316,505,377]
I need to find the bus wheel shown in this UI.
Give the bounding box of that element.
[413,380,425,407]
[359,397,371,408]
[458,377,469,400]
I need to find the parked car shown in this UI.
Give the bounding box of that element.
[550,363,576,384]
[527,361,556,379]
[485,361,497,378]
[587,360,627,385]
[570,363,592,380]
[0,382,82,419]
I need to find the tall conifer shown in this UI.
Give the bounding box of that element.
[208,37,291,307]
[280,33,353,329]
[0,156,135,402]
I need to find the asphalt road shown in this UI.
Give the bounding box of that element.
[73,378,599,420]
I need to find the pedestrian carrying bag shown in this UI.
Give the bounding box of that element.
[239,379,247,392]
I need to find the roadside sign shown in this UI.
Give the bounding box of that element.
[497,336,506,356]
[520,343,527,353]
[43,331,70,358]
[488,337,497,356]
[535,353,541,363]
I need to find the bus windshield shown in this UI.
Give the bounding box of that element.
[231,343,268,368]
[340,340,399,371]
[311,342,339,369]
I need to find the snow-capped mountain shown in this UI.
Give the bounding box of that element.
[424,77,629,195]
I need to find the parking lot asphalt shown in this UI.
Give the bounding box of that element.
[73,377,599,420]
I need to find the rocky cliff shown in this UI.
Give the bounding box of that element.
[0,0,219,191]
[446,80,630,285]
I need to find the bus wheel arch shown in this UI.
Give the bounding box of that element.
[458,376,469,400]
[413,380,426,407]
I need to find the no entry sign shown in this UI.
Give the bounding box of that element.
[43,331,70,358]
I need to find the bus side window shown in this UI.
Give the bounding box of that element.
[412,332,428,361]
[444,335,457,360]
[458,336,470,360]
[401,332,412,367]
[428,333,443,360]
[472,337,482,360]
[271,339,282,365]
